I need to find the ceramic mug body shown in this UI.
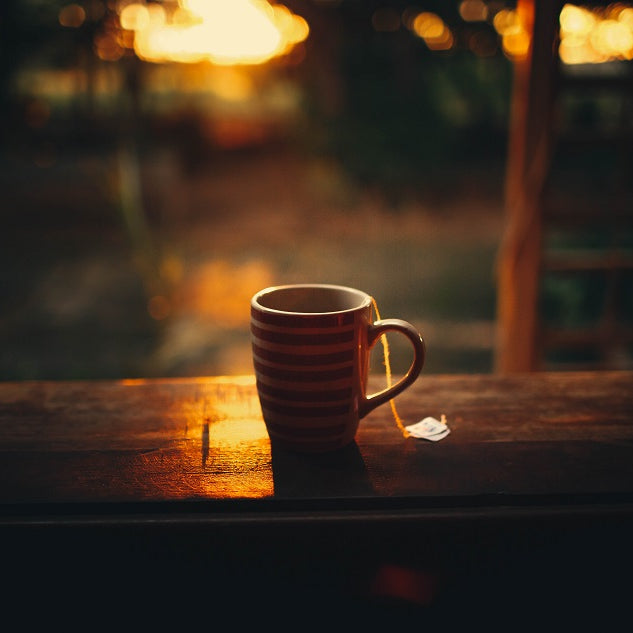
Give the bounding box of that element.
[250,284,425,452]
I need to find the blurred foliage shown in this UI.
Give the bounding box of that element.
[541,273,606,329]
[1,0,514,197]
[297,1,513,197]
[0,0,512,380]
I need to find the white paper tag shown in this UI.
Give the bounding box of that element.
[405,415,450,442]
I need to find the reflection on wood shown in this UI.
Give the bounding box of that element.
[1,371,632,506]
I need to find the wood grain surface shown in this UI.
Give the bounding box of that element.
[1,371,632,507]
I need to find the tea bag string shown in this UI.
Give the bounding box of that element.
[371,298,411,438]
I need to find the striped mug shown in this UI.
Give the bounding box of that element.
[250,284,425,452]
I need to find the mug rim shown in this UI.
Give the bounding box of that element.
[251,284,372,315]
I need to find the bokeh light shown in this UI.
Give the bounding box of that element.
[59,4,86,28]
[559,3,633,64]
[118,0,309,65]
[459,0,489,23]
[410,12,454,51]
[491,8,530,60]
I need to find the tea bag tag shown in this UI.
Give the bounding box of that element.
[372,297,449,442]
[405,415,450,442]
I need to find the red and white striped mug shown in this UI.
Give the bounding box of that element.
[251,284,425,452]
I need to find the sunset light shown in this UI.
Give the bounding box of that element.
[559,3,633,63]
[6,0,633,388]
[118,0,309,65]
[487,2,633,63]
[56,2,633,69]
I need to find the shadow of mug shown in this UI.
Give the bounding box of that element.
[270,439,375,498]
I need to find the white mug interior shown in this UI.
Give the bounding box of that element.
[253,284,371,314]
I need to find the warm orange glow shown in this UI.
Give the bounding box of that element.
[559,3,633,64]
[119,0,309,66]
[492,8,522,35]
[206,67,255,101]
[621,8,633,29]
[148,295,171,320]
[119,375,257,386]
[487,2,633,64]
[119,3,151,31]
[160,255,185,286]
[560,4,596,36]
[491,9,529,60]
[459,0,489,23]
[177,380,272,498]
[501,29,530,60]
[116,376,273,498]
[173,259,273,327]
[59,4,86,28]
[411,12,454,51]
[412,12,445,39]
[592,19,633,57]
[94,32,125,62]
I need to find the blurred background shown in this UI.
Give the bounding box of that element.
[1,0,632,380]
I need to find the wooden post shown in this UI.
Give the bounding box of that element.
[495,0,562,373]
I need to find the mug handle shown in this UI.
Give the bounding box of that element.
[359,319,425,419]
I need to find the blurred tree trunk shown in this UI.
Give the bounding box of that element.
[495,0,562,372]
